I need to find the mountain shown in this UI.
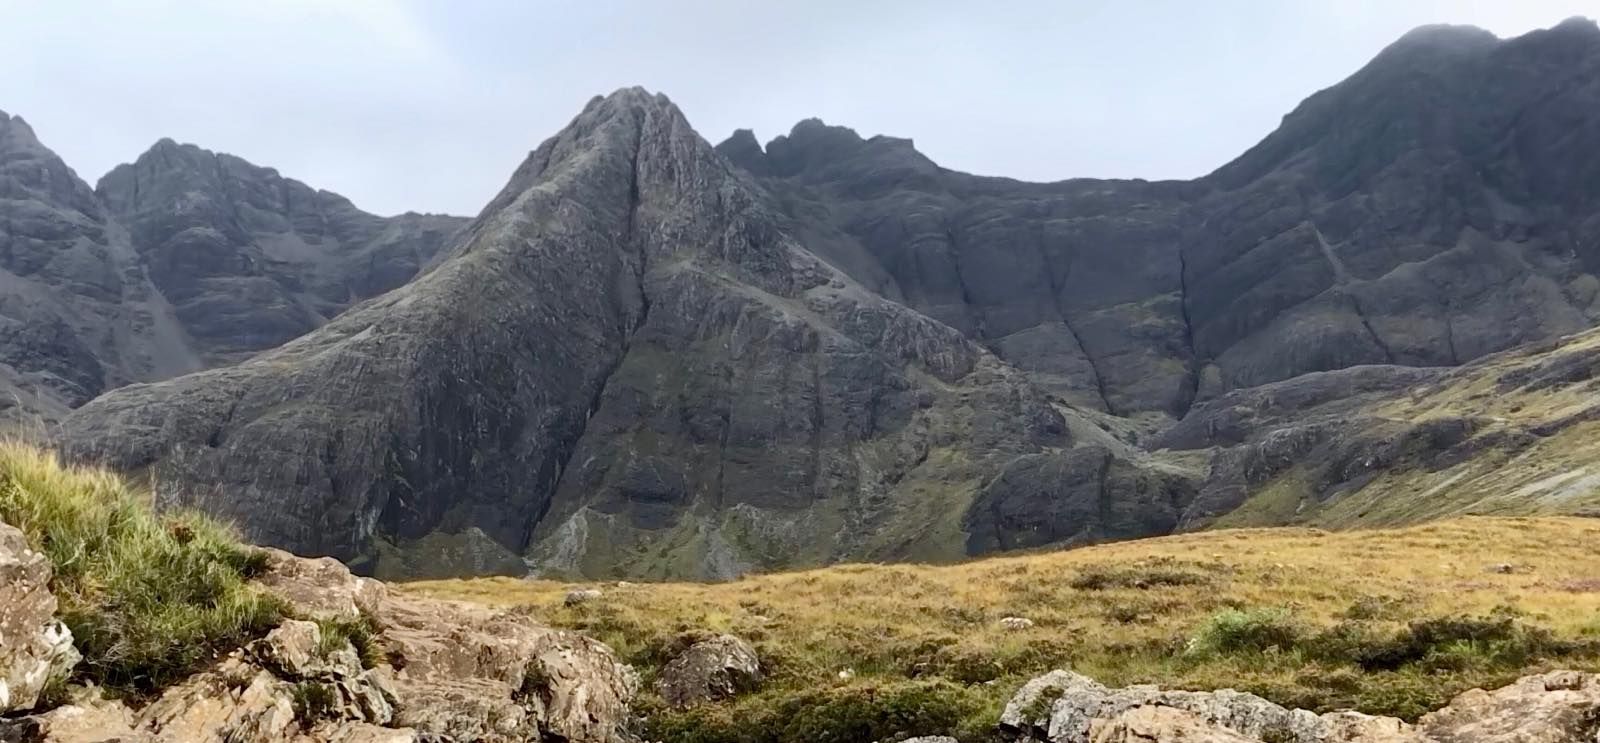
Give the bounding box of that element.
[726,18,1600,420]
[59,90,1196,580]
[0,110,197,421]
[0,115,466,422]
[48,18,1600,580]
[99,140,465,363]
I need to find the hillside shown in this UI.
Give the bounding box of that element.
[1164,322,1600,531]
[411,515,1600,739]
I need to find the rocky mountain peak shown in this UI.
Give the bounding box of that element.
[0,111,101,220]
[763,118,869,177]
[713,128,769,175]
[1386,23,1499,52]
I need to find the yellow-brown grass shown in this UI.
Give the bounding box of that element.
[409,517,1600,739]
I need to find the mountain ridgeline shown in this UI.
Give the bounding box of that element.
[11,18,1600,578]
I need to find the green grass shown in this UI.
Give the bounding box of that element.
[0,441,283,695]
[315,614,383,669]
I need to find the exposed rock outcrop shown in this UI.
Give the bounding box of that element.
[730,20,1600,419]
[96,140,465,364]
[1001,669,1600,742]
[0,529,635,743]
[0,521,78,714]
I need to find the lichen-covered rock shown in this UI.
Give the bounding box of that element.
[254,548,388,621]
[1087,706,1259,743]
[1003,668,1600,742]
[9,548,633,743]
[251,620,363,680]
[0,520,79,714]
[655,634,762,708]
[1417,670,1600,742]
[260,549,635,743]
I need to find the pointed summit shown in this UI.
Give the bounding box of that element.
[60,87,1069,580]
[714,128,769,175]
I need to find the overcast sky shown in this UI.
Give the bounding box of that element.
[2,1,1594,217]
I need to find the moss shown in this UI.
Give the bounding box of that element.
[0,442,283,696]
[1017,683,1064,722]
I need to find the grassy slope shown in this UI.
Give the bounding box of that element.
[411,517,1600,740]
[0,441,280,696]
[1221,328,1600,530]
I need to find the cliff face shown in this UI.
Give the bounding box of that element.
[726,19,1600,418]
[33,18,1600,579]
[98,141,464,363]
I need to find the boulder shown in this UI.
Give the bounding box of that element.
[254,548,387,621]
[1417,670,1600,742]
[564,588,603,606]
[655,634,763,708]
[0,520,79,714]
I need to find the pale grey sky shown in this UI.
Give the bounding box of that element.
[2,0,1593,216]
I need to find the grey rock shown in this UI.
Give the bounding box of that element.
[96,140,466,364]
[725,19,1600,418]
[655,634,762,708]
[0,111,464,426]
[564,589,603,607]
[1002,667,1600,742]
[0,519,79,714]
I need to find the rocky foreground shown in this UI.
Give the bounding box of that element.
[5,516,1600,742]
[0,518,634,742]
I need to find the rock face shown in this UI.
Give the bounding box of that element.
[58,88,1150,579]
[97,141,465,364]
[0,521,78,714]
[0,111,464,425]
[655,634,762,708]
[729,19,1600,418]
[0,110,197,423]
[1001,669,1600,742]
[0,536,636,743]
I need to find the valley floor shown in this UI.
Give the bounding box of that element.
[410,517,1600,740]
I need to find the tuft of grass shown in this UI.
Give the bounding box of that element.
[290,681,339,721]
[314,614,383,669]
[1186,608,1301,655]
[0,441,283,695]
